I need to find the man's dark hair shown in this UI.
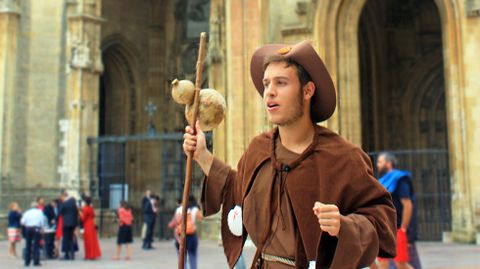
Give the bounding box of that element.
[120,200,130,210]
[84,196,92,206]
[60,189,68,197]
[263,55,312,87]
[379,152,397,168]
[188,195,198,209]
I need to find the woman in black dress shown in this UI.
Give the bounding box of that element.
[113,201,133,260]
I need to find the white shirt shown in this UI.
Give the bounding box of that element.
[151,198,157,213]
[175,206,199,225]
[21,208,46,228]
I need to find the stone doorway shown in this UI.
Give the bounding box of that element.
[100,37,138,137]
[98,36,140,207]
[358,0,451,240]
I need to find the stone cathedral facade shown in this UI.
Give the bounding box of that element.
[1,0,480,243]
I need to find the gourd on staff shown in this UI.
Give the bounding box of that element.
[172,79,226,131]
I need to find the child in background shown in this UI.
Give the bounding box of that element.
[7,202,22,258]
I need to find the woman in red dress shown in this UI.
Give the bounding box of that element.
[80,197,101,260]
[55,198,63,257]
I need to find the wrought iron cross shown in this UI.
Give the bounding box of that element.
[144,100,157,135]
[145,100,157,120]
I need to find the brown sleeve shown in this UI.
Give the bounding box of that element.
[200,156,245,268]
[329,214,380,268]
[201,157,237,216]
[329,149,396,269]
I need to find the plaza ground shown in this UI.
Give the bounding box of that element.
[1,238,479,268]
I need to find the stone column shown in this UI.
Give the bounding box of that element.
[61,0,104,195]
[223,0,267,166]
[463,0,480,243]
[202,0,267,240]
[0,0,20,204]
[209,0,227,162]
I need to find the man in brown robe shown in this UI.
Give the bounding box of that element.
[183,41,396,269]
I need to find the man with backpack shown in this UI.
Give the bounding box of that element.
[169,195,203,269]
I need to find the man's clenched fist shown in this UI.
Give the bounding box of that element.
[313,202,341,237]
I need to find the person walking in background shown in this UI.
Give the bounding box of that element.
[114,200,133,260]
[168,198,182,245]
[80,196,101,260]
[169,195,203,269]
[372,152,421,269]
[58,190,78,260]
[21,202,45,267]
[7,201,22,258]
[43,199,58,259]
[78,191,88,234]
[141,190,150,245]
[142,189,156,250]
[36,197,46,211]
[54,198,63,258]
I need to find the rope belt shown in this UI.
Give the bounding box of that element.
[261,253,295,267]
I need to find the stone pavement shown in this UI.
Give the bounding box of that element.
[1,238,479,269]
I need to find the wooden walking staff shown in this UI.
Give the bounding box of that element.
[178,32,207,269]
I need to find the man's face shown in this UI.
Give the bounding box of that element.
[262,62,306,126]
[146,190,151,197]
[376,155,392,175]
[38,198,45,205]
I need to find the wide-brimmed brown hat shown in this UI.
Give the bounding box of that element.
[250,41,336,122]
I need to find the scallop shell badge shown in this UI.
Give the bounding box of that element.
[227,205,243,237]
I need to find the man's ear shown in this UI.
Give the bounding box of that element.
[303,81,315,100]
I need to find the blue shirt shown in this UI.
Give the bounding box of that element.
[391,176,418,242]
[8,211,22,228]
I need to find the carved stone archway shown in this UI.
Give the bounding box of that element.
[314,0,473,241]
[97,34,144,200]
[100,34,141,136]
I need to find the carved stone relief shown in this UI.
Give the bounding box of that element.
[281,0,317,36]
[71,40,92,69]
[0,0,19,12]
[466,0,480,17]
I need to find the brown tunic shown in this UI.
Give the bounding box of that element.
[243,140,299,268]
[201,125,397,269]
